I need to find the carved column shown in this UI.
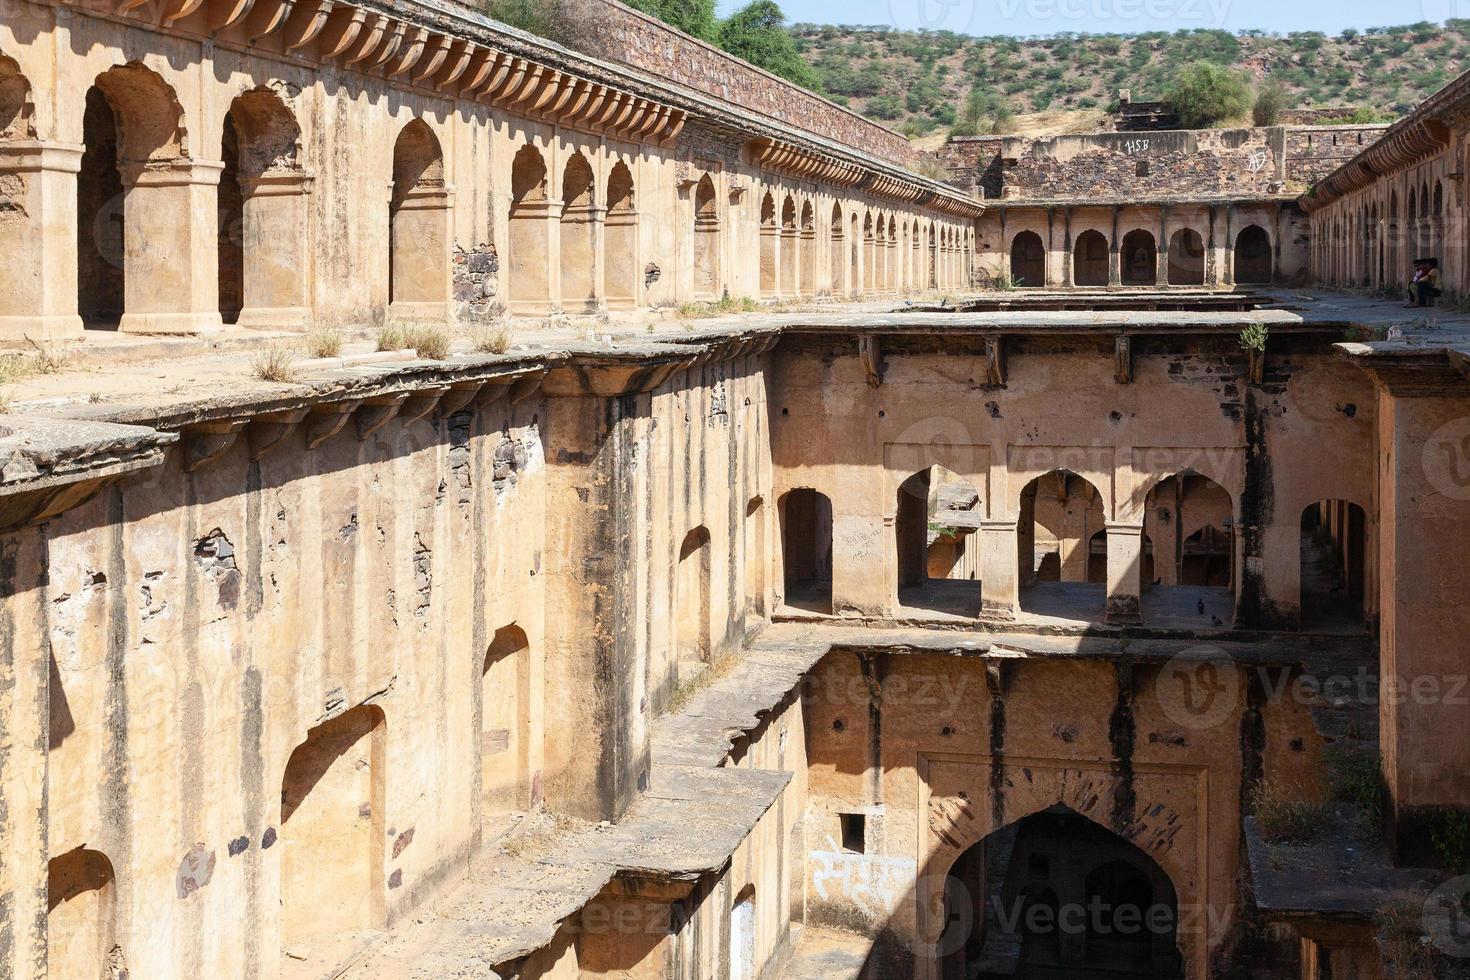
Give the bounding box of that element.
[0,141,84,341]
[120,159,226,334]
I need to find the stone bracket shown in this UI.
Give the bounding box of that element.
[985,335,1006,386]
[184,420,249,472]
[304,399,362,449]
[248,408,309,461]
[356,393,410,441]
[435,381,486,420]
[1114,336,1132,384]
[400,387,450,427]
[858,335,883,388]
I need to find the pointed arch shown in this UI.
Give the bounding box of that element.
[759,190,778,298]
[604,160,638,309]
[560,151,597,312]
[693,173,720,300]
[388,119,451,322]
[509,143,552,313]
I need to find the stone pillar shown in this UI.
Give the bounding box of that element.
[1105,522,1145,624]
[1223,204,1236,286]
[1063,209,1075,288]
[508,198,559,315]
[1206,205,1220,287]
[541,390,653,823]
[1155,207,1170,286]
[980,519,1020,619]
[1045,207,1056,287]
[0,141,84,341]
[119,159,225,334]
[236,171,316,330]
[1108,207,1121,287]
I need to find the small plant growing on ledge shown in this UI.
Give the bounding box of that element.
[471,325,512,355]
[304,328,344,360]
[1238,323,1270,352]
[375,324,407,352]
[1251,782,1326,843]
[251,344,300,384]
[986,271,1020,292]
[404,325,451,360]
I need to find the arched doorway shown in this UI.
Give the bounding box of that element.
[48,848,121,980]
[1144,473,1235,626]
[1235,225,1272,284]
[779,489,832,614]
[1073,230,1108,286]
[1010,230,1045,287]
[676,526,712,672]
[604,161,637,309]
[693,174,720,300]
[759,191,778,298]
[508,144,551,312]
[559,151,597,312]
[1300,500,1367,631]
[77,84,125,328]
[780,195,798,297]
[281,704,386,970]
[1018,470,1107,620]
[1121,229,1156,285]
[1167,228,1205,285]
[896,465,982,617]
[745,497,767,620]
[938,807,1182,980]
[389,119,450,321]
[482,624,532,816]
[219,88,307,329]
[829,203,845,294]
[800,201,816,297]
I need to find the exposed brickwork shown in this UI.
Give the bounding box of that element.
[573,0,915,168]
[1283,125,1390,184]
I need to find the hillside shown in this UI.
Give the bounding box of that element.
[792,21,1469,136]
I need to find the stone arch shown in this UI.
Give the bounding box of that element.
[482,624,533,814]
[829,202,845,293]
[280,704,387,965]
[1073,229,1109,287]
[0,53,35,140]
[896,465,982,616]
[799,200,816,297]
[779,488,832,614]
[693,173,720,300]
[731,883,757,980]
[1010,230,1045,287]
[509,143,551,313]
[1235,225,1272,284]
[677,526,712,671]
[219,86,308,328]
[604,160,637,309]
[850,212,861,294]
[1144,472,1235,593]
[759,190,778,298]
[862,211,877,292]
[1121,228,1156,285]
[77,64,195,332]
[560,150,597,312]
[1018,470,1108,616]
[780,195,798,297]
[48,847,122,980]
[745,496,768,618]
[1167,227,1205,285]
[388,119,451,321]
[930,804,1184,980]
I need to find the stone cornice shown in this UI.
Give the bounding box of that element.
[1300,89,1458,213]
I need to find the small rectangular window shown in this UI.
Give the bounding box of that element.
[840,813,866,854]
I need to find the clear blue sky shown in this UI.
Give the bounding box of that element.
[714,0,1464,35]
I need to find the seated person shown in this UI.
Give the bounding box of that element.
[1407,259,1443,308]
